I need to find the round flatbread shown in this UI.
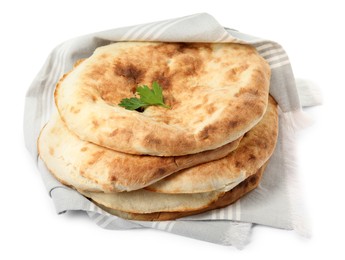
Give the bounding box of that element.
[38,113,241,192]
[85,164,266,220]
[55,42,270,156]
[146,95,278,193]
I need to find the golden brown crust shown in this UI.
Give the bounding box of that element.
[94,164,267,221]
[55,42,270,156]
[146,96,278,193]
[38,113,242,192]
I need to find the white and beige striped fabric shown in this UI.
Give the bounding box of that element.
[24,13,319,248]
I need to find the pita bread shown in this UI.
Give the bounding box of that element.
[38,113,241,192]
[86,165,266,220]
[55,42,270,156]
[80,188,226,214]
[146,96,278,193]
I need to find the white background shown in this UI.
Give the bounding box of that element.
[1,0,344,258]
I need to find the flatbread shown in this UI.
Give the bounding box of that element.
[55,42,270,156]
[38,113,241,192]
[87,165,266,220]
[146,95,278,193]
[80,188,226,214]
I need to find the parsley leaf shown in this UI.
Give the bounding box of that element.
[118,82,170,111]
[118,98,147,110]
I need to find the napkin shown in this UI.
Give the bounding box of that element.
[24,13,319,249]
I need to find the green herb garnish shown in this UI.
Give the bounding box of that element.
[119,82,170,111]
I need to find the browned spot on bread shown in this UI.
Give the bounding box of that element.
[100,53,109,59]
[144,134,162,145]
[110,175,117,182]
[155,168,166,175]
[154,73,172,90]
[243,99,256,107]
[153,43,179,57]
[49,147,54,156]
[87,64,108,81]
[249,174,258,185]
[90,95,97,102]
[228,120,239,128]
[80,147,88,152]
[193,104,202,110]
[87,151,105,165]
[234,87,260,98]
[107,129,133,143]
[70,106,80,114]
[165,95,179,108]
[109,129,118,137]
[253,138,268,149]
[235,161,244,168]
[177,42,212,53]
[92,120,99,129]
[252,68,268,85]
[198,129,209,140]
[227,64,249,82]
[206,105,216,115]
[198,125,217,140]
[248,154,256,161]
[180,55,203,76]
[114,61,145,87]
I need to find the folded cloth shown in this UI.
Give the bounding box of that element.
[24,13,319,249]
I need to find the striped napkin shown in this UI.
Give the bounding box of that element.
[24,13,319,248]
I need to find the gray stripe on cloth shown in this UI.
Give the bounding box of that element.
[131,20,172,40]
[119,16,183,41]
[43,43,68,124]
[269,64,301,111]
[140,19,179,41]
[259,48,285,58]
[119,22,157,41]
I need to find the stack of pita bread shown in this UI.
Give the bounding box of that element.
[38,42,278,221]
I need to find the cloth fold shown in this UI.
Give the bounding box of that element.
[24,13,318,248]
